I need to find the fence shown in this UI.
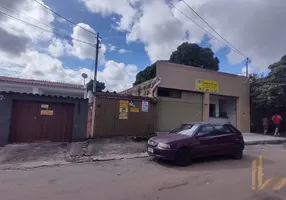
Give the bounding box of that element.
[93,93,157,137]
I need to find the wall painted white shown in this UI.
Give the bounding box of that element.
[209,95,237,127]
[0,82,84,98]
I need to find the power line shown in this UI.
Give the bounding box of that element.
[166,0,245,58]
[0,10,95,47]
[33,0,96,36]
[181,0,247,58]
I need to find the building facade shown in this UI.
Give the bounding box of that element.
[121,61,250,133]
[0,92,88,146]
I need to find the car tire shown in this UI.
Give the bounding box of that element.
[232,145,243,160]
[175,148,192,166]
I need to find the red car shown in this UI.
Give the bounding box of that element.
[147,122,244,166]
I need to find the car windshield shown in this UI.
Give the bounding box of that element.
[170,124,199,135]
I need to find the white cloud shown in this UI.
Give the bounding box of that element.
[0,0,136,91]
[79,0,137,31]
[98,60,138,91]
[0,51,137,91]
[80,0,286,72]
[108,44,117,52]
[56,17,66,23]
[48,38,71,57]
[118,48,131,54]
[69,23,106,64]
[0,0,54,42]
[0,0,54,56]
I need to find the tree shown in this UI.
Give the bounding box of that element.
[86,80,106,92]
[250,55,286,108]
[133,42,220,85]
[133,63,156,86]
[170,43,219,71]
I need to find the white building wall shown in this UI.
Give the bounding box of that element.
[0,82,84,98]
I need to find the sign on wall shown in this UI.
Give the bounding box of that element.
[195,79,219,93]
[119,100,128,119]
[40,110,53,116]
[142,101,149,112]
[130,107,140,113]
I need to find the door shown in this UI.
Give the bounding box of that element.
[157,92,203,132]
[213,124,236,155]
[10,100,74,143]
[193,125,219,157]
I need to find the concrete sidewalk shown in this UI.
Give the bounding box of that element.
[243,133,286,145]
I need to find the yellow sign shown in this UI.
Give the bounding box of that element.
[119,100,129,113]
[130,107,139,113]
[40,110,53,116]
[195,79,218,93]
[119,100,128,119]
[252,155,286,190]
[119,112,128,119]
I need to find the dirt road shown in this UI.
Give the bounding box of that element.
[1,144,286,200]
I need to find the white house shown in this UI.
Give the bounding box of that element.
[0,76,85,98]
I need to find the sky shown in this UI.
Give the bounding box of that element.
[0,0,286,92]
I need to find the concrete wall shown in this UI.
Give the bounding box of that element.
[0,92,88,146]
[156,61,250,132]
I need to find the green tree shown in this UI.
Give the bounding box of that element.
[250,55,286,108]
[133,63,156,86]
[133,42,220,85]
[86,80,106,92]
[169,43,219,71]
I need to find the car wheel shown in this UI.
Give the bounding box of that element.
[232,146,243,160]
[175,148,192,166]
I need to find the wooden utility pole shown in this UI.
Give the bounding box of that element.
[93,32,100,93]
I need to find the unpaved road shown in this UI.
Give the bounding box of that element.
[1,144,286,200]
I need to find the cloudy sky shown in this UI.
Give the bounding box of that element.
[0,0,285,91]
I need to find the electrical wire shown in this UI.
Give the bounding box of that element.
[181,0,247,58]
[166,0,245,58]
[33,0,96,36]
[0,10,95,47]
[0,4,52,30]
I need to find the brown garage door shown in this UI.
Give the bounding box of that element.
[9,100,74,143]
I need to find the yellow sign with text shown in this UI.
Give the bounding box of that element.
[130,107,139,113]
[252,155,286,190]
[40,110,53,116]
[195,79,218,93]
[119,100,129,113]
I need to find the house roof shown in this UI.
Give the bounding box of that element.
[0,76,84,89]
[0,91,86,100]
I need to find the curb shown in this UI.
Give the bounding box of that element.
[245,139,286,145]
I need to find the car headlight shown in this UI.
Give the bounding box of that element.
[158,143,170,149]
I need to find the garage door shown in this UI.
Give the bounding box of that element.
[157,92,203,132]
[9,100,74,143]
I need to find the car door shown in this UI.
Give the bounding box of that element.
[193,124,220,157]
[213,124,236,155]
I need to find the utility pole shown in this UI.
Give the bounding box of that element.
[246,57,250,77]
[93,32,100,93]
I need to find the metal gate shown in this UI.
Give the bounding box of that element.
[9,100,74,143]
[94,95,156,137]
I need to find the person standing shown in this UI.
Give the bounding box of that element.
[272,113,282,136]
[262,117,269,135]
